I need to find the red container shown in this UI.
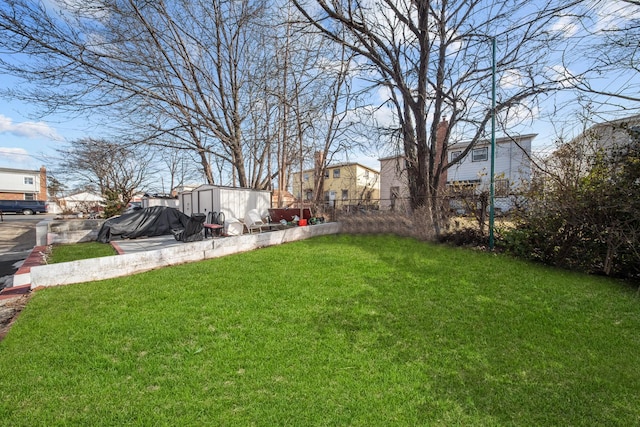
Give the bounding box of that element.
[298,219,308,226]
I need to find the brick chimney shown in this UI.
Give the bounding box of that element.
[39,166,47,201]
[434,117,449,192]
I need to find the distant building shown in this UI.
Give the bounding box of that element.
[58,191,104,214]
[0,166,47,201]
[574,114,640,153]
[447,134,535,192]
[271,189,296,208]
[292,162,380,210]
[542,114,640,188]
[379,131,535,212]
[379,119,449,212]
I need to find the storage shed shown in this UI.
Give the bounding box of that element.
[178,185,271,220]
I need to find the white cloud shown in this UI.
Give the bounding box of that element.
[499,103,540,129]
[593,0,640,33]
[0,147,32,164]
[0,115,63,140]
[500,69,525,89]
[354,104,396,128]
[551,15,580,38]
[548,64,581,88]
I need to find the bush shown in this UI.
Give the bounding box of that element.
[501,125,640,280]
[102,190,124,219]
[437,227,488,248]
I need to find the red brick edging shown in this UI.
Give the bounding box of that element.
[0,284,31,300]
[110,241,124,255]
[0,245,48,300]
[14,246,48,276]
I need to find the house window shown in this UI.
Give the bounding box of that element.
[472,147,488,162]
[303,174,309,181]
[325,191,336,207]
[341,189,348,200]
[390,187,399,210]
[333,169,340,178]
[450,150,462,163]
[495,179,510,197]
[305,190,313,200]
[364,170,369,179]
[24,193,35,200]
[324,170,330,179]
[24,177,34,185]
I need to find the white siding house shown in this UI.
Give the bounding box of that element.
[59,192,104,213]
[379,133,535,212]
[447,134,535,211]
[0,166,47,201]
[448,134,534,186]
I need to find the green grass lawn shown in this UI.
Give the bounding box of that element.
[47,242,117,264]
[1,235,639,425]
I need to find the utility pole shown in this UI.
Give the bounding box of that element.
[489,36,496,250]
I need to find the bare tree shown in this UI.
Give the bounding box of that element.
[308,43,361,209]
[56,138,152,210]
[0,0,363,197]
[566,1,640,106]
[154,147,201,195]
[243,2,362,204]
[292,0,588,234]
[0,0,266,187]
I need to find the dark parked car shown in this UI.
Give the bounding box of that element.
[0,200,48,215]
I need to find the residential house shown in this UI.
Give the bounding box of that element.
[379,133,535,212]
[0,166,47,201]
[292,162,380,210]
[379,118,449,212]
[576,114,640,153]
[56,191,104,214]
[448,134,535,201]
[541,115,640,192]
[378,156,411,212]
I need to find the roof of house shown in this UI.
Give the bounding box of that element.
[587,113,640,130]
[565,113,640,149]
[448,133,537,149]
[379,133,538,161]
[0,167,43,174]
[61,192,103,202]
[296,162,380,174]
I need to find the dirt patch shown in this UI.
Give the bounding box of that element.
[0,295,31,341]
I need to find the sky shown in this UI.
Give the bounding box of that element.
[0,0,639,177]
[0,71,88,171]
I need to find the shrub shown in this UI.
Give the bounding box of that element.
[501,124,640,280]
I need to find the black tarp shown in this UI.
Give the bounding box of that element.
[97,206,190,243]
[172,213,206,242]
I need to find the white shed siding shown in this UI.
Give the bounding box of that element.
[197,186,214,215]
[179,192,194,216]
[142,198,179,208]
[179,185,270,221]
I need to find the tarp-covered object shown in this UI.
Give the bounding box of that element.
[172,213,206,242]
[97,206,190,243]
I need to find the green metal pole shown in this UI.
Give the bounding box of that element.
[489,36,496,250]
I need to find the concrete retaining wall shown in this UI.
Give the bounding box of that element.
[36,218,105,246]
[29,222,341,289]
